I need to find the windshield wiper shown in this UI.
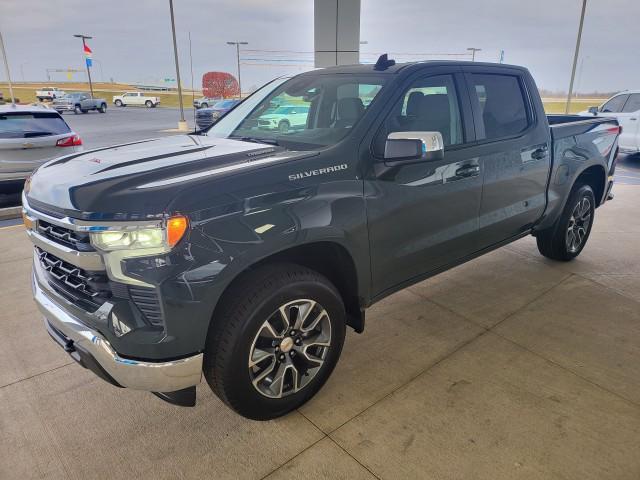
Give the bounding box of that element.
[231,136,279,146]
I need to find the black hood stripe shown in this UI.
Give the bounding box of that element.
[94,145,213,174]
[44,138,158,168]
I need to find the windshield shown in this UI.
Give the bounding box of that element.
[215,100,238,109]
[206,74,386,150]
[64,93,83,99]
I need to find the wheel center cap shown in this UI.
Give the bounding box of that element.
[280,337,294,353]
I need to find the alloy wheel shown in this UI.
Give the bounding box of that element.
[566,196,591,253]
[248,299,331,398]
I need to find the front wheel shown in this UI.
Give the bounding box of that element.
[74,105,82,114]
[278,120,290,133]
[203,263,346,420]
[99,104,107,113]
[536,183,595,261]
[114,99,123,107]
[145,100,153,108]
[201,103,208,108]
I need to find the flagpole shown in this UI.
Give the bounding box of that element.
[74,34,94,98]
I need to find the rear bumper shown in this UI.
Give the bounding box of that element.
[32,268,203,392]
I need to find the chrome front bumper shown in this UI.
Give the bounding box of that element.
[32,268,203,392]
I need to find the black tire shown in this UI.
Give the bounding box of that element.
[278,120,290,133]
[99,103,107,113]
[203,263,346,420]
[536,183,596,261]
[145,100,153,108]
[201,103,208,108]
[81,109,88,114]
[115,99,123,107]
[74,105,82,114]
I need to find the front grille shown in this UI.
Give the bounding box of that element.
[37,220,94,252]
[129,286,163,326]
[36,247,111,310]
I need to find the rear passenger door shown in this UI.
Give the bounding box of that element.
[463,67,551,248]
[618,94,640,151]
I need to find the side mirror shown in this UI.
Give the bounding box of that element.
[588,106,599,115]
[384,131,444,164]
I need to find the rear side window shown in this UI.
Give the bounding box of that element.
[622,94,640,113]
[601,95,628,113]
[0,112,71,139]
[469,74,530,140]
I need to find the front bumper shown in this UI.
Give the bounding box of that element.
[53,104,75,111]
[32,267,203,392]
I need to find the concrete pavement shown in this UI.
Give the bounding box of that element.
[1,185,639,480]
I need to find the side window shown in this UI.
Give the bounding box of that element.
[374,74,463,155]
[601,95,628,113]
[469,74,530,140]
[622,94,640,113]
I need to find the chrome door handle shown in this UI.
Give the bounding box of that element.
[455,165,480,178]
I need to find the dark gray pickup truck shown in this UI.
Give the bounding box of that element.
[23,58,620,419]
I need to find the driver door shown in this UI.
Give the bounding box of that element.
[365,70,483,296]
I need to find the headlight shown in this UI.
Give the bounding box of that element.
[90,215,188,252]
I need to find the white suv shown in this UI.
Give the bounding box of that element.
[585,91,640,154]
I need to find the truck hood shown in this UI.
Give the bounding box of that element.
[25,134,308,220]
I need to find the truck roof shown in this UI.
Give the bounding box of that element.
[305,60,529,75]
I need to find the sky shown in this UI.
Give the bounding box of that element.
[0,0,637,94]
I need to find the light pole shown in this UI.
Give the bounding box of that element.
[20,61,28,82]
[73,34,94,98]
[0,30,15,104]
[227,41,248,98]
[168,0,188,131]
[565,0,588,114]
[467,47,482,62]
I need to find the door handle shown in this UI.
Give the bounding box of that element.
[630,118,637,121]
[455,164,480,178]
[531,147,548,160]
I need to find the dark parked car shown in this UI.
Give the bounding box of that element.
[195,99,241,129]
[24,58,620,420]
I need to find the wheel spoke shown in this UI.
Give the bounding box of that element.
[292,300,316,330]
[249,348,274,368]
[301,309,328,333]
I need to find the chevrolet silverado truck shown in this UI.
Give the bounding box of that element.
[53,92,108,114]
[23,58,620,420]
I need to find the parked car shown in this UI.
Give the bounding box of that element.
[112,92,160,108]
[1,105,81,187]
[36,87,66,102]
[195,99,241,129]
[257,105,311,133]
[193,96,222,109]
[53,93,107,114]
[24,59,620,419]
[583,91,640,155]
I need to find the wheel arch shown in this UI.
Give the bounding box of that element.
[574,164,607,207]
[209,240,365,336]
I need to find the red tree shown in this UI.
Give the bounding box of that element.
[202,72,240,98]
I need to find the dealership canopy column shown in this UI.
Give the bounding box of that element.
[314,0,361,67]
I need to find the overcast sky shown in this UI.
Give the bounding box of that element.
[0,0,637,93]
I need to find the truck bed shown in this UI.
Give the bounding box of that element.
[547,114,618,141]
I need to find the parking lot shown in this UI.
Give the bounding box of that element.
[1,169,640,478]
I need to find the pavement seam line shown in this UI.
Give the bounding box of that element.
[257,435,327,480]
[0,361,75,389]
[573,271,640,306]
[325,328,491,436]
[491,330,640,410]
[326,436,382,480]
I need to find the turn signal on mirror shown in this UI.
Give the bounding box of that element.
[167,215,188,247]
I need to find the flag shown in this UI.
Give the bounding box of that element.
[83,43,93,67]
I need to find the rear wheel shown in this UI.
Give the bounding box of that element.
[203,263,346,420]
[536,183,595,261]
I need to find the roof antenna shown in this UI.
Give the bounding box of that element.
[374,54,395,71]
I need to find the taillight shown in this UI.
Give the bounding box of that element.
[56,135,83,147]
